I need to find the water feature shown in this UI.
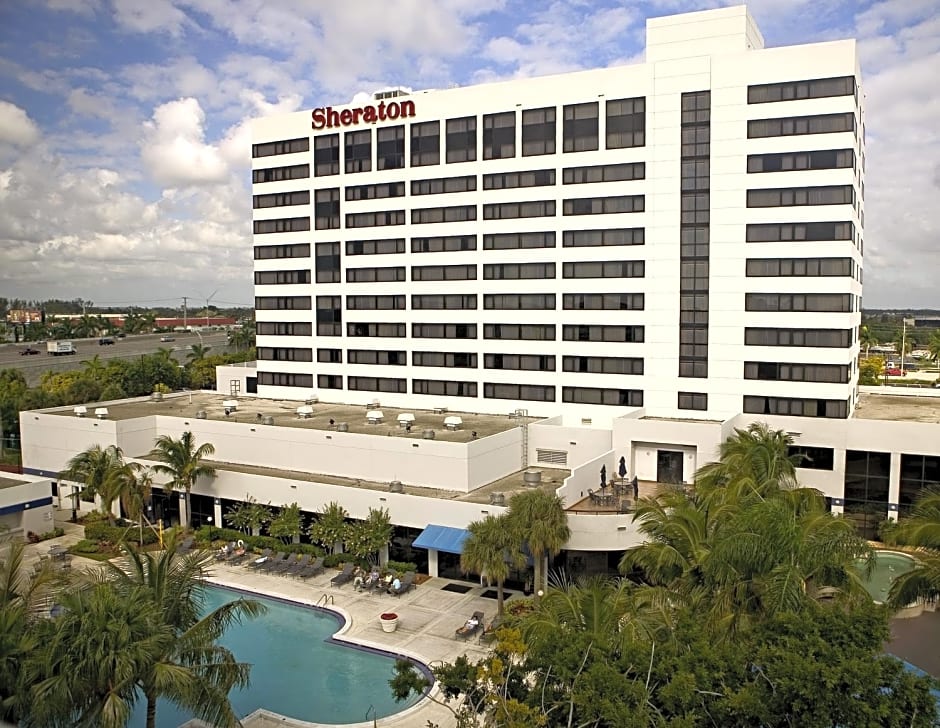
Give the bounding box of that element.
[856,550,916,603]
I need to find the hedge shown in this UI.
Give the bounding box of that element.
[385,560,418,575]
[194,526,323,556]
[85,521,160,545]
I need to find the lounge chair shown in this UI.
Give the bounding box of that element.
[479,615,502,644]
[271,554,300,574]
[258,552,288,572]
[297,556,325,580]
[330,562,356,586]
[455,610,484,640]
[247,548,273,569]
[283,554,311,576]
[390,571,415,597]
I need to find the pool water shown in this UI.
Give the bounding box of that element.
[856,551,916,603]
[128,585,424,727]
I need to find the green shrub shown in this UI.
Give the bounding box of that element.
[323,553,362,569]
[194,525,322,556]
[71,539,100,554]
[385,560,418,575]
[85,520,159,546]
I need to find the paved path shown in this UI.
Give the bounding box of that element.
[888,609,940,677]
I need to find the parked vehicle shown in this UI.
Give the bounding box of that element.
[98,337,115,345]
[116,332,126,338]
[159,335,175,342]
[20,347,39,356]
[46,341,76,356]
[885,368,903,376]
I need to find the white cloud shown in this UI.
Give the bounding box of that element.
[110,0,192,36]
[0,102,40,147]
[140,97,230,186]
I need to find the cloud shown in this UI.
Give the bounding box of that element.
[0,102,41,147]
[110,0,193,36]
[140,97,231,186]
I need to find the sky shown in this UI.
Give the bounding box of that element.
[0,0,937,311]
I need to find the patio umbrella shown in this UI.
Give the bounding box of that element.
[618,456,627,479]
[600,464,607,488]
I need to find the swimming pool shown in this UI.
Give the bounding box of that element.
[855,550,916,603]
[128,585,427,727]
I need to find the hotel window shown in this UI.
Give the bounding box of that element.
[899,454,940,514]
[411,235,477,253]
[746,257,853,277]
[411,176,476,195]
[348,350,407,366]
[257,372,313,388]
[253,164,309,183]
[254,243,310,260]
[563,228,644,247]
[252,137,309,158]
[484,383,555,402]
[345,238,405,256]
[346,323,406,338]
[563,325,644,343]
[788,445,835,470]
[563,293,644,310]
[257,347,313,362]
[745,293,853,313]
[746,221,853,242]
[317,374,343,389]
[446,116,476,163]
[255,296,311,310]
[315,296,342,336]
[562,261,644,279]
[314,242,340,283]
[747,149,854,173]
[484,294,555,310]
[411,294,477,310]
[563,162,645,184]
[313,134,339,176]
[606,97,645,149]
[483,262,555,280]
[485,354,555,371]
[563,387,643,407]
[746,185,854,208]
[412,323,477,339]
[317,348,342,363]
[483,324,556,341]
[254,270,311,285]
[483,170,555,190]
[346,295,406,310]
[747,113,855,139]
[563,356,643,375]
[411,121,440,167]
[345,210,406,228]
[744,396,848,419]
[376,126,405,170]
[411,205,477,224]
[747,76,855,104]
[744,362,849,383]
[346,266,406,283]
[413,351,477,368]
[345,182,404,201]
[563,102,599,152]
[483,112,515,160]
[345,130,372,173]
[413,379,478,397]
[483,201,555,219]
[483,232,555,250]
[563,195,644,215]
[744,328,852,348]
[348,376,407,393]
[411,264,477,281]
[257,322,312,336]
[253,217,310,234]
[678,392,707,411]
[521,107,556,156]
[314,188,340,230]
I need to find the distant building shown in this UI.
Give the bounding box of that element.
[155,317,237,329]
[6,309,42,324]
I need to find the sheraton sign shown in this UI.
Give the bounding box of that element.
[311,100,416,130]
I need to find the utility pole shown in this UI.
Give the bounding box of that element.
[182,297,188,331]
[901,319,907,375]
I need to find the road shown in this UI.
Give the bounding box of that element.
[0,332,234,386]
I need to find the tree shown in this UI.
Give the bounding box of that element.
[268,502,303,544]
[148,432,216,530]
[306,501,349,554]
[887,488,940,609]
[928,330,940,370]
[345,507,393,564]
[81,355,106,383]
[60,444,128,523]
[461,514,524,616]
[186,343,212,362]
[227,322,255,352]
[859,355,885,385]
[860,324,877,358]
[225,495,271,537]
[506,490,570,598]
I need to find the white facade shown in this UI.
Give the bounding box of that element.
[251,5,864,426]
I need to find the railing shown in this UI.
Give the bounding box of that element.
[316,593,334,607]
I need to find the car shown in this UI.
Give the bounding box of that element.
[116,332,126,339]
[159,336,175,342]
[19,347,39,356]
[98,337,115,345]
[885,368,903,376]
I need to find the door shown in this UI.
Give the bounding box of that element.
[656,450,684,484]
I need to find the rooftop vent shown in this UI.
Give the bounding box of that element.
[305,397,318,405]
[489,492,505,506]
[94,408,109,420]
[296,405,314,419]
[262,416,275,426]
[523,470,542,486]
[195,410,207,419]
[366,410,384,424]
[337,422,349,433]
[73,406,87,418]
[397,413,415,428]
[422,429,435,440]
[389,480,404,493]
[443,415,463,431]
[151,392,162,402]
[222,399,238,411]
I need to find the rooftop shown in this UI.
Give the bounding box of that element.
[0,476,31,491]
[854,392,940,424]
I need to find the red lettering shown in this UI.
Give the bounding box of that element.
[352,108,363,124]
[363,106,377,123]
[340,109,353,125]
[310,100,417,129]
[400,99,415,119]
[311,108,325,129]
[378,101,387,120]
[387,101,400,119]
[326,107,340,127]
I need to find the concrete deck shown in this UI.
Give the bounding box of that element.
[854,392,940,424]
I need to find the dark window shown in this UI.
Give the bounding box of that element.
[744,328,852,348]
[678,392,708,411]
[563,293,644,310]
[745,293,852,313]
[563,387,642,407]
[562,356,643,375]
[412,323,477,339]
[563,228,644,247]
[411,294,477,310]
[899,454,940,515]
[348,376,407,393]
[563,163,645,184]
[315,242,340,283]
[413,351,478,368]
[348,349,407,365]
[483,169,555,189]
[563,325,644,343]
[344,130,371,173]
[317,348,342,363]
[345,182,405,201]
[483,324,556,341]
[255,296,311,310]
[253,217,310,234]
[746,257,853,277]
[411,264,476,281]
[376,126,405,170]
[346,266,406,283]
[317,374,343,389]
[747,112,856,139]
[563,195,644,215]
[563,102,599,152]
[744,396,848,419]
[257,372,313,387]
[345,210,406,228]
[257,347,313,362]
[747,185,854,208]
[346,323,406,338]
[413,379,477,397]
[744,362,849,383]
[484,232,555,250]
[446,116,476,163]
[315,295,342,336]
[484,383,555,402]
[252,137,309,158]
[411,205,477,224]
[254,270,311,285]
[411,176,476,195]
[257,321,312,336]
[484,294,555,310]
[606,97,645,149]
[484,263,555,280]
[346,295,406,310]
[843,450,890,536]
[345,238,405,256]
[253,164,310,183]
[747,149,854,173]
[521,107,556,156]
[411,235,476,253]
[314,134,339,176]
[563,261,644,279]
[483,200,555,219]
[314,188,340,230]
[746,221,854,242]
[483,112,515,160]
[748,76,855,104]
[411,121,440,167]
[484,354,555,371]
[788,445,835,470]
[254,243,310,260]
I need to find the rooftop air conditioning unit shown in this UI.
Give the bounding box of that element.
[366,410,384,424]
[262,416,275,426]
[389,480,404,493]
[94,408,109,420]
[195,410,208,419]
[73,406,87,417]
[443,415,463,431]
[296,405,314,419]
[222,399,238,411]
[422,429,435,440]
[151,392,163,402]
[337,422,349,432]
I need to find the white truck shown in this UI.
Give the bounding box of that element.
[46,341,76,356]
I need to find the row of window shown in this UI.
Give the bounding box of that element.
[310,292,644,311]
[743,395,848,419]
[747,149,854,174]
[745,257,854,277]
[747,112,855,139]
[333,260,647,283]
[746,221,854,243]
[744,361,850,384]
[300,322,648,343]
[744,328,852,348]
[746,185,854,208]
[747,76,855,104]
[744,293,853,313]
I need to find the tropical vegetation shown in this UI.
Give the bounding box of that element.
[886,487,940,609]
[148,432,217,530]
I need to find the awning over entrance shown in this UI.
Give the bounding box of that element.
[412,524,470,555]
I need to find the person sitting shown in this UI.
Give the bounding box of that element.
[352,566,365,591]
[387,575,401,594]
[465,615,479,630]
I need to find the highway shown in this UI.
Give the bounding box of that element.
[0,332,234,386]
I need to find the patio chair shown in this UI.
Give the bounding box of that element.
[330,562,356,586]
[297,556,326,580]
[390,571,415,597]
[479,615,502,644]
[247,548,273,569]
[271,554,301,575]
[258,552,288,572]
[283,554,311,576]
[455,610,485,640]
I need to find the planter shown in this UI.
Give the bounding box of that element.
[380,612,399,633]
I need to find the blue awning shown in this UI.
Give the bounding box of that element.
[412,524,470,555]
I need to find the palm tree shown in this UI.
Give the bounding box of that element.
[461,514,525,616]
[60,444,128,523]
[81,355,106,383]
[227,322,255,352]
[186,343,212,362]
[927,330,940,372]
[507,490,570,598]
[888,488,940,609]
[859,325,877,358]
[97,537,266,728]
[148,432,216,530]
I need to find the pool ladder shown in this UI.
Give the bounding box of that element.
[316,593,334,607]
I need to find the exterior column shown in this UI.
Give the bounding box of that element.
[428,549,439,578]
[178,492,187,528]
[379,544,389,566]
[887,452,902,521]
[213,498,223,528]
